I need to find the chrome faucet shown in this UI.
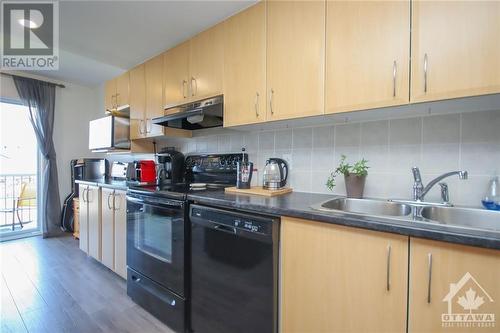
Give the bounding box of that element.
[411,167,468,202]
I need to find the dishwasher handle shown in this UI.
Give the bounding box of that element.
[214,224,237,234]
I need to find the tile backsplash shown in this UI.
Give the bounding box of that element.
[164,110,500,207]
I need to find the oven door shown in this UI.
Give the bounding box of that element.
[126,194,185,296]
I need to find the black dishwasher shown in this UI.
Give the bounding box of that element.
[189,204,279,333]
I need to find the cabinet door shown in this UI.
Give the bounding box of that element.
[101,188,114,270]
[129,64,146,140]
[164,41,190,107]
[104,79,116,111]
[116,72,130,108]
[411,1,500,102]
[325,1,410,114]
[281,217,408,333]
[87,185,101,261]
[223,2,266,127]
[145,54,165,137]
[267,0,325,121]
[409,238,500,333]
[78,186,88,254]
[189,22,224,99]
[113,190,127,279]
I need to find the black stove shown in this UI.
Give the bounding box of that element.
[125,153,247,333]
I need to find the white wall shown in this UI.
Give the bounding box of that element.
[53,82,103,203]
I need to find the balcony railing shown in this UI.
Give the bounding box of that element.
[0,174,37,232]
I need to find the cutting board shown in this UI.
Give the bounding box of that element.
[225,186,293,197]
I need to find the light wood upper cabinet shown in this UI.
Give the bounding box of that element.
[115,72,130,108]
[411,1,500,102]
[164,41,190,107]
[281,217,408,333]
[101,187,115,270]
[129,64,146,140]
[267,0,325,121]
[104,79,117,111]
[223,1,266,127]
[189,22,224,100]
[87,185,101,261]
[325,0,410,114]
[145,54,165,137]
[409,238,500,333]
[113,190,127,280]
[105,74,129,111]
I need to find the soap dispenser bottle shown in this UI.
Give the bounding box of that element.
[482,176,500,210]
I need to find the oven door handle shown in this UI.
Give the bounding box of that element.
[127,195,184,209]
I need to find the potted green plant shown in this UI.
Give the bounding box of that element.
[326,155,369,198]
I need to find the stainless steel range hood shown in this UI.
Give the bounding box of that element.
[152,95,223,130]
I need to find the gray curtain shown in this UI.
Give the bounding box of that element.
[13,76,61,238]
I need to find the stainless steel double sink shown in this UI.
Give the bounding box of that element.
[311,197,500,232]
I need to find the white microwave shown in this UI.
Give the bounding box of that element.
[88,115,130,152]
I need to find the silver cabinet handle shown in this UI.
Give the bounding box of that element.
[386,244,392,291]
[254,92,260,117]
[139,120,145,134]
[182,80,188,98]
[424,53,428,93]
[269,89,274,115]
[111,94,118,109]
[114,193,121,211]
[107,192,113,210]
[82,189,87,203]
[392,61,397,97]
[191,77,197,96]
[427,253,433,303]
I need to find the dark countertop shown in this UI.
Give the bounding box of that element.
[75,179,130,191]
[187,190,500,251]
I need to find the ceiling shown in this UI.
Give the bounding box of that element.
[33,0,256,86]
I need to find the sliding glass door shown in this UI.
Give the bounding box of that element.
[0,101,40,240]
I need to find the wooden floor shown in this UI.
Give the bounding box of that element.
[0,235,174,333]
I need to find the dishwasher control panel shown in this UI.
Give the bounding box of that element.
[190,205,273,235]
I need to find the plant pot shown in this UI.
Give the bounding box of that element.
[344,174,366,199]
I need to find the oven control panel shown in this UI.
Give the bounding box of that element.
[186,153,248,171]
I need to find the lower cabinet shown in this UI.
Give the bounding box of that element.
[87,185,102,261]
[100,188,127,279]
[280,217,500,333]
[281,216,409,333]
[78,185,101,260]
[101,187,115,269]
[408,238,500,333]
[78,186,89,254]
[113,190,127,279]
